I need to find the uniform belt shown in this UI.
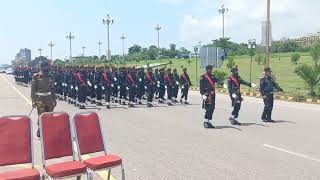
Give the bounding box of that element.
[35,92,52,96]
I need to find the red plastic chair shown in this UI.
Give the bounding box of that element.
[72,112,125,180]
[0,115,40,180]
[39,112,89,179]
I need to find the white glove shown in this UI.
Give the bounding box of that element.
[87,81,92,87]
[114,77,117,81]
[71,85,74,89]
[157,81,160,84]
[94,85,97,89]
[176,82,179,85]
[118,85,120,90]
[251,83,257,88]
[144,86,147,90]
[75,87,79,91]
[202,95,207,101]
[139,78,142,82]
[165,85,167,89]
[157,84,160,88]
[54,83,57,85]
[223,84,228,89]
[111,84,114,87]
[126,87,129,90]
[232,93,237,99]
[181,85,185,89]
[102,86,105,90]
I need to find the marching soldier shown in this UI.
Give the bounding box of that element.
[157,68,166,103]
[227,67,256,125]
[200,65,227,128]
[180,68,192,104]
[31,60,57,138]
[136,68,145,105]
[260,67,283,122]
[165,68,174,106]
[172,68,180,103]
[102,66,114,109]
[95,66,104,106]
[75,66,88,109]
[145,67,156,107]
[127,68,137,107]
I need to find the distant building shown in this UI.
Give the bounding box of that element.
[280,33,320,47]
[14,48,31,65]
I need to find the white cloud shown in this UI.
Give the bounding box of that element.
[179,0,320,44]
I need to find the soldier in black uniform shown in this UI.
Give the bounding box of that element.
[200,65,226,128]
[145,67,156,107]
[157,68,166,103]
[165,68,174,106]
[180,68,192,104]
[95,66,104,106]
[75,66,88,109]
[136,68,145,105]
[260,67,283,122]
[119,68,128,105]
[127,68,137,107]
[102,66,114,109]
[154,68,159,99]
[112,69,119,103]
[172,68,180,103]
[227,67,256,125]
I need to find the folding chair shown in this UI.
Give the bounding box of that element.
[0,115,40,180]
[39,112,89,179]
[72,112,125,180]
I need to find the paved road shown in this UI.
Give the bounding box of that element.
[1,74,320,180]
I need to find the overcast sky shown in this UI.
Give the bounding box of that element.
[0,0,319,64]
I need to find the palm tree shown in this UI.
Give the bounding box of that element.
[295,64,320,96]
[310,44,320,67]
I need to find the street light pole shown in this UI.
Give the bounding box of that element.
[120,34,126,64]
[82,46,86,57]
[66,32,75,61]
[265,0,271,67]
[248,39,256,93]
[218,5,229,38]
[154,24,161,59]
[103,14,114,61]
[194,46,199,86]
[38,48,43,57]
[98,41,102,59]
[48,41,55,60]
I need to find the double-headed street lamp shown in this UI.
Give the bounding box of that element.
[154,24,161,59]
[248,39,257,93]
[66,32,75,61]
[103,14,114,61]
[218,5,229,38]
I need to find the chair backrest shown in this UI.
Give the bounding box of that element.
[72,112,106,157]
[0,116,34,167]
[40,112,74,164]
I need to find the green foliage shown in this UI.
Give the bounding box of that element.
[310,44,320,67]
[294,64,320,96]
[291,53,301,64]
[28,56,48,67]
[271,40,303,53]
[147,45,158,60]
[226,56,236,69]
[213,70,228,83]
[53,59,65,67]
[128,44,142,54]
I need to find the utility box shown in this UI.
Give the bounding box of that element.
[200,47,224,68]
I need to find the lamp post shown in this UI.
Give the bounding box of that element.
[38,48,43,57]
[103,14,114,61]
[265,0,271,67]
[194,46,199,85]
[218,5,229,38]
[66,32,75,61]
[82,46,86,57]
[120,34,126,63]
[98,41,102,59]
[48,41,55,60]
[248,39,256,93]
[154,24,161,59]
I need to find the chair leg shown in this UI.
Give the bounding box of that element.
[107,169,111,180]
[121,164,126,180]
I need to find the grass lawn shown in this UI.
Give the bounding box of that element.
[125,53,315,98]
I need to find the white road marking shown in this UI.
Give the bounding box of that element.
[263,144,320,163]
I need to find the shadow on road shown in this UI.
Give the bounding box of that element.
[214,126,242,131]
[240,123,270,127]
[273,120,296,124]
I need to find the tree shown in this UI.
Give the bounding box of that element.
[291,53,301,64]
[28,56,48,67]
[226,56,236,69]
[212,37,232,54]
[213,70,228,83]
[53,59,65,67]
[147,45,158,60]
[128,44,142,54]
[295,64,320,96]
[169,44,177,58]
[255,54,264,65]
[310,44,320,67]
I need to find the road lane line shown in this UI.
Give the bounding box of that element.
[2,75,117,180]
[263,144,320,163]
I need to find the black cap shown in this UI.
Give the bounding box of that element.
[264,67,272,72]
[206,65,214,70]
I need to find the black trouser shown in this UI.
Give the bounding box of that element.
[104,86,112,103]
[262,94,274,120]
[136,86,144,100]
[119,87,127,100]
[158,86,165,100]
[112,85,119,99]
[129,87,136,103]
[96,85,103,102]
[173,85,179,99]
[231,97,241,119]
[204,93,216,120]
[181,87,189,100]
[147,86,154,103]
[167,86,173,100]
[78,85,87,105]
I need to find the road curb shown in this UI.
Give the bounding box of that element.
[190,86,320,105]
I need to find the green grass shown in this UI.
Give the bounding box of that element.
[125,53,316,98]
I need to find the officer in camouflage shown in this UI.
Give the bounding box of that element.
[31,60,57,138]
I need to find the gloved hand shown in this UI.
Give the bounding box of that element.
[117,85,120,90]
[165,85,167,89]
[176,82,179,85]
[202,95,207,101]
[223,84,228,89]
[126,87,129,91]
[139,78,142,82]
[94,85,97,89]
[157,84,160,88]
[251,83,257,88]
[114,77,117,81]
[144,86,147,90]
[111,84,114,87]
[157,81,160,84]
[54,82,57,85]
[87,81,92,87]
[232,93,237,99]
[181,85,185,89]
[71,85,74,89]
[75,86,79,91]
[102,86,105,90]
